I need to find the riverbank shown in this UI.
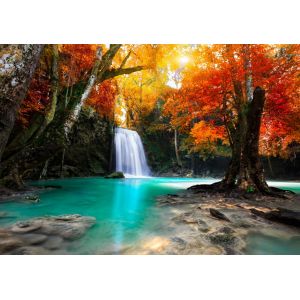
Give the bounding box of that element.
[121,188,300,254]
[0,185,62,203]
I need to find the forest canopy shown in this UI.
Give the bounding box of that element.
[17,44,300,158]
[0,44,299,192]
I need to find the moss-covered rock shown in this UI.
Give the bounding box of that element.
[105,171,125,179]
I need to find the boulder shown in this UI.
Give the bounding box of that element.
[104,171,125,179]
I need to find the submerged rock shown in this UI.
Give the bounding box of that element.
[251,207,300,227]
[0,211,8,218]
[0,238,23,252]
[38,215,96,240]
[0,214,96,254]
[11,246,49,255]
[209,208,231,222]
[104,172,125,179]
[21,233,48,245]
[208,231,237,247]
[23,195,40,203]
[11,221,42,233]
[42,236,64,250]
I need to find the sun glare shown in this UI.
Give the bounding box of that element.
[179,56,189,65]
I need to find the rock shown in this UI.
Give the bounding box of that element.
[197,219,210,232]
[10,221,42,233]
[59,225,87,240]
[54,214,81,221]
[171,237,187,250]
[209,208,230,222]
[0,211,8,218]
[104,171,125,179]
[10,246,49,255]
[183,217,198,224]
[0,228,11,238]
[0,238,23,253]
[202,246,224,255]
[21,233,48,245]
[42,236,63,250]
[219,227,235,234]
[23,195,40,203]
[224,247,237,255]
[208,232,236,246]
[251,207,300,227]
[38,215,96,240]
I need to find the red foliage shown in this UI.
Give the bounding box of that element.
[86,79,118,119]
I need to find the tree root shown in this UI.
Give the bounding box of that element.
[187,181,295,200]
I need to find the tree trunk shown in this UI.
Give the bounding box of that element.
[63,47,103,137]
[36,44,59,138]
[0,44,43,162]
[222,86,270,193]
[174,128,182,167]
[4,45,59,156]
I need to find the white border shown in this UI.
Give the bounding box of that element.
[1,0,299,43]
[1,255,300,299]
[1,0,300,298]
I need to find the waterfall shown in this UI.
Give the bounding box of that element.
[114,127,151,177]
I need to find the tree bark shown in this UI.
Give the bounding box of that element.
[222,86,269,193]
[4,45,59,158]
[174,128,182,167]
[36,44,59,138]
[0,44,43,162]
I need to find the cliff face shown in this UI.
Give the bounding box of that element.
[17,107,113,180]
[47,108,112,178]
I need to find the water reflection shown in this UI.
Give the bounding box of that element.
[111,179,150,252]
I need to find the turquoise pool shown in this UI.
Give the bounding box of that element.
[0,177,299,254]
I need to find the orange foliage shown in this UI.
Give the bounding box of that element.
[163,44,300,157]
[86,79,118,119]
[59,44,100,86]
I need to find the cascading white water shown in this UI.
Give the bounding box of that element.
[114,127,151,177]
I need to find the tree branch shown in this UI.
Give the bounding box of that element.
[119,50,131,69]
[101,66,144,81]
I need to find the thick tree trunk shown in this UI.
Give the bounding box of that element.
[4,45,59,156]
[0,45,43,162]
[222,86,269,193]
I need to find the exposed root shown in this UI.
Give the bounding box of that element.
[187,181,295,200]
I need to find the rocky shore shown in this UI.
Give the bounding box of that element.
[121,188,300,254]
[0,214,96,254]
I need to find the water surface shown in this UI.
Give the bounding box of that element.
[0,177,299,254]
